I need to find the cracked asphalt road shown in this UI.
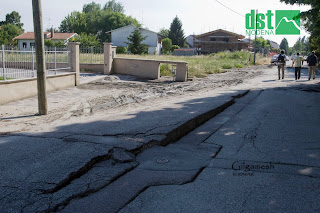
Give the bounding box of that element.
[116,70,320,213]
[0,64,320,212]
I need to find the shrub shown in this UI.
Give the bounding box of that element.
[162,38,172,53]
[171,45,180,52]
[160,64,171,76]
[116,46,127,54]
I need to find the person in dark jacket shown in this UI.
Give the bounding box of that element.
[306,51,318,80]
[276,50,288,80]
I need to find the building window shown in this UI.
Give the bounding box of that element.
[210,38,216,41]
[223,38,229,42]
[22,42,27,49]
[30,42,35,48]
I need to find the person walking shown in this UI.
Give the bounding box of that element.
[277,50,288,80]
[306,51,318,80]
[292,52,304,80]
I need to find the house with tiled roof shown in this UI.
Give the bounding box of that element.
[194,29,249,54]
[13,29,77,50]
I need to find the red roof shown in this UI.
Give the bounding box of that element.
[14,32,76,40]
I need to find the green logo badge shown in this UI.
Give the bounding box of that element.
[275,10,300,35]
[245,10,300,35]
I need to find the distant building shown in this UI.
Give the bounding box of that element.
[194,29,249,54]
[106,24,162,55]
[269,40,279,49]
[13,29,77,51]
[186,35,195,47]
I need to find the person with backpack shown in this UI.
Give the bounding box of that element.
[306,51,318,80]
[277,50,288,80]
[292,52,305,80]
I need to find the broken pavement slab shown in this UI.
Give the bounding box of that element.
[0,88,251,213]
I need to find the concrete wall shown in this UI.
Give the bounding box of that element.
[113,58,188,82]
[80,64,104,73]
[113,58,160,79]
[0,73,76,105]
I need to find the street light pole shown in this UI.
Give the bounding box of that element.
[32,0,48,115]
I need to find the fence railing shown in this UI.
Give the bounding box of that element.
[80,46,104,64]
[0,45,71,81]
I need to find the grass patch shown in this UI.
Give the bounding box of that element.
[0,77,14,80]
[118,51,269,78]
[222,64,233,69]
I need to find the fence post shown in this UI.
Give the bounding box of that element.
[91,46,93,64]
[54,47,57,75]
[32,46,35,77]
[68,42,80,86]
[104,42,113,75]
[1,45,6,81]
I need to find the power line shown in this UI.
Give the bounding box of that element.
[215,0,245,18]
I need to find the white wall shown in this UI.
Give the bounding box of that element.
[186,35,194,47]
[18,40,34,51]
[111,25,161,54]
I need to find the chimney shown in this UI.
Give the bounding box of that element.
[51,27,54,39]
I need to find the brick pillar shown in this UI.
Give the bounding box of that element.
[176,63,188,82]
[68,42,80,86]
[104,42,113,75]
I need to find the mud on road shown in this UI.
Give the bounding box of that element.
[0,65,267,133]
[77,66,264,114]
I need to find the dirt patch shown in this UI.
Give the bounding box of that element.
[0,66,266,133]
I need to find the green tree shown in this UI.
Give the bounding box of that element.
[255,37,270,48]
[279,38,289,54]
[44,40,55,47]
[54,40,67,48]
[0,11,24,29]
[0,24,23,46]
[280,0,320,55]
[161,38,172,54]
[103,0,125,13]
[59,11,87,33]
[83,2,101,13]
[59,1,140,43]
[291,36,310,56]
[126,28,148,54]
[71,33,101,47]
[159,28,169,38]
[168,16,186,47]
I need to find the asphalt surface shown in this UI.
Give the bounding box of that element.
[0,64,319,212]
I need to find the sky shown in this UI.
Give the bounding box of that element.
[0,0,311,47]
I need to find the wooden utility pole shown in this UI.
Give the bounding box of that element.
[32,0,48,115]
[253,9,258,65]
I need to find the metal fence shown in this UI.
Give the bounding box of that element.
[0,45,71,81]
[79,46,104,64]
